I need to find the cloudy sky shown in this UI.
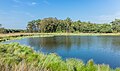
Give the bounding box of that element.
[0,0,120,29]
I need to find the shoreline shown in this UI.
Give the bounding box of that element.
[1,33,120,37]
[1,33,120,42]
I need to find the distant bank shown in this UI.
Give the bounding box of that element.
[1,33,120,37]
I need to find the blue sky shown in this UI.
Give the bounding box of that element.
[0,0,120,29]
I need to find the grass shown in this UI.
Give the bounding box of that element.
[0,43,120,71]
[37,33,120,36]
[0,33,55,42]
[1,33,120,42]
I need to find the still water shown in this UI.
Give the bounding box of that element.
[3,36,120,68]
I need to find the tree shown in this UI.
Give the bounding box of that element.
[27,20,37,33]
[26,18,120,33]
[111,19,120,32]
[0,24,5,33]
[99,24,112,33]
[64,17,72,33]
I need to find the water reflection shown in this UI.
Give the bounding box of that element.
[28,36,73,51]
[28,36,120,52]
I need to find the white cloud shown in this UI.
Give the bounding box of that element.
[12,0,37,6]
[31,2,37,5]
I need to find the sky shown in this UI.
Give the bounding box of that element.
[0,0,120,29]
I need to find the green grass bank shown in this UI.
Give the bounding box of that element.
[0,43,120,71]
[1,33,120,42]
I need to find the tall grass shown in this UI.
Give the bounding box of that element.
[0,43,120,71]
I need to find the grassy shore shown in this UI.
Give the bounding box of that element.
[0,33,33,42]
[38,33,120,36]
[1,33,120,37]
[0,43,120,71]
[0,33,120,37]
[1,33,120,42]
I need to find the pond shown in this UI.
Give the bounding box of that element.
[3,36,120,68]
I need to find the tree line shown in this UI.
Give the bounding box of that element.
[26,17,120,33]
[1,17,120,34]
[0,24,25,33]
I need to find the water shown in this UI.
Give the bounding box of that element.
[3,36,120,68]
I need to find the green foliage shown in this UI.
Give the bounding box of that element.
[97,64,110,71]
[85,59,97,71]
[0,43,120,71]
[0,24,26,33]
[5,29,26,33]
[66,58,85,71]
[115,68,120,71]
[1,18,120,34]
[0,24,6,33]
[111,19,120,33]
[99,24,112,33]
[26,18,120,33]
